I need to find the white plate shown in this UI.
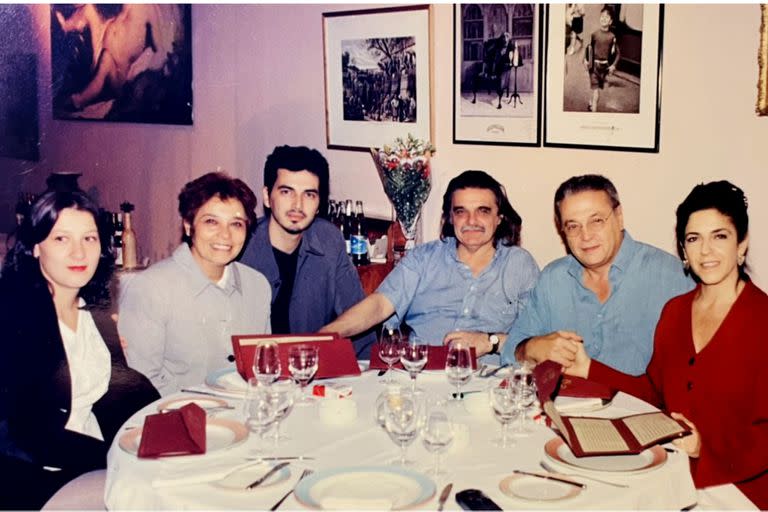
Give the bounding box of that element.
[156,396,229,412]
[555,396,612,414]
[212,462,291,492]
[118,418,248,460]
[294,466,436,510]
[205,368,248,395]
[499,474,582,502]
[544,437,667,474]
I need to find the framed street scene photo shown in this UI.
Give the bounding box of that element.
[453,4,542,146]
[544,4,663,152]
[322,5,432,151]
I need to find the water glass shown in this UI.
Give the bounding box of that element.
[378,328,402,383]
[288,345,319,405]
[244,378,277,456]
[267,379,297,445]
[253,341,281,386]
[382,390,421,466]
[400,339,428,392]
[488,380,519,448]
[445,341,473,403]
[421,405,453,476]
[374,384,406,430]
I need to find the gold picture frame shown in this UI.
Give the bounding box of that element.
[758,4,768,115]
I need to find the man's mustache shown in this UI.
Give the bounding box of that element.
[460,225,485,233]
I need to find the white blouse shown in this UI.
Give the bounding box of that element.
[58,300,111,440]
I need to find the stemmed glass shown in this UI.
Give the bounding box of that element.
[445,341,473,405]
[400,338,428,392]
[288,345,319,405]
[253,341,281,386]
[421,403,454,476]
[488,379,519,448]
[267,379,297,446]
[382,390,421,466]
[244,378,277,457]
[374,384,406,430]
[378,328,402,383]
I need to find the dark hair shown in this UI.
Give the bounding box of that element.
[554,174,621,226]
[440,170,522,247]
[600,5,615,19]
[675,180,749,281]
[177,172,258,245]
[2,188,114,307]
[263,145,330,218]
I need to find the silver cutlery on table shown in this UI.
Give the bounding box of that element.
[160,405,234,414]
[513,469,586,489]
[270,468,314,510]
[479,363,511,378]
[245,456,315,462]
[539,461,628,488]
[246,461,290,490]
[437,483,453,511]
[180,388,240,399]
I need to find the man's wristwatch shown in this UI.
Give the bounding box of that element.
[488,333,500,355]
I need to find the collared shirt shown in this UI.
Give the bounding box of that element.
[377,238,540,363]
[501,232,695,375]
[240,217,376,358]
[119,244,271,396]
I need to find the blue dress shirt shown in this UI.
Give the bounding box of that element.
[377,237,540,363]
[501,232,695,375]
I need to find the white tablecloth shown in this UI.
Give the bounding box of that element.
[106,368,707,510]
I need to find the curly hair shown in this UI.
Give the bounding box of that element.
[2,188,115,308]
[440,170,522,247]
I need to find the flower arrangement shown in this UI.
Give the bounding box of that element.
[371,134,435,248]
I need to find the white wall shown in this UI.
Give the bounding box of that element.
[13,4,768,287]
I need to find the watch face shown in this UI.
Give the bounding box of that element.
[490,334,500,345]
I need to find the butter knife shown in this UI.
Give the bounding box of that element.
[437,483,452,511]
[512,470,586,489]
[246,462,290,490]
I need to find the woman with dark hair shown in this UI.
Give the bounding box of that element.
[119,172,271,396]
[0,188,159,509]
[566,181,767,508]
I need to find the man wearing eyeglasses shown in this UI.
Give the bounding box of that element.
[501,174,694,375]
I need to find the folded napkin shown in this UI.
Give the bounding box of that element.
[369,344,477,371]
[152,459,262,488]
[554,395,605,413]
[137,403,206,458]
[319,497,393,510]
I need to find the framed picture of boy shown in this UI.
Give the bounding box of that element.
[543,4,663,152]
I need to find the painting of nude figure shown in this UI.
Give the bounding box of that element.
[51,4,192,125]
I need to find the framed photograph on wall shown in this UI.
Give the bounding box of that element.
[51,4,192,125]
[322,5,431,151]
[453,4,542,146]
[543,4,663,152]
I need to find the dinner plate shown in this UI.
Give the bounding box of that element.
[294,466,436,510]
[118,418,248,460]
[544,437,667,474]
[156,396,229,412]
[499,474,582,502]
[205,368,248,395]
[211,462,291,492]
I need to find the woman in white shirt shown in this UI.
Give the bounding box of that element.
[0,188,158,509]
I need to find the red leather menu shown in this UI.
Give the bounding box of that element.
[532,360,615,401]
[137,403,206,458]
[231,333,362,381]
[369,344,478,371]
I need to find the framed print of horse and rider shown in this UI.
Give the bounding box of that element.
[322,5,431,151]
[50,4,192,125]
[544,4,664,152]
[453,4,543,146]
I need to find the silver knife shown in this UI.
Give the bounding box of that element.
[246,461,290,490]
[512,469,586,489]
[437,483,452,511]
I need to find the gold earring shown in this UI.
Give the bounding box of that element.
[683,259,689,270]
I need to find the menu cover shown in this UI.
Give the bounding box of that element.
[369,344,478,371]
[532,360,615,401]
[231,333,362,381]
[137,403,206,458]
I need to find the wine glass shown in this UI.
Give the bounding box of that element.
[378,327,402,383]
[488,379,519,448]
[244,378,277,457]
[253,341,281,386]
[421,404,454,476]
[382,390,421,466]
[445,341,473,405]
[400,338,428,392]
[267,379,297,446]
[288,345,319,405]
[374,384,406,430]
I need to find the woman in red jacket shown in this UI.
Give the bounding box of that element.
[566,180,767,508]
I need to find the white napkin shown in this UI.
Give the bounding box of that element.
[554,396,604,413]
[319,497,393,510]
[152,459,261,488]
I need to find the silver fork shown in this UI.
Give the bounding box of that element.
[269,468,314,510]
[539,461,628,488]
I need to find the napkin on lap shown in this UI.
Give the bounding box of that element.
[319,497,393,510]
[138,402,206,458]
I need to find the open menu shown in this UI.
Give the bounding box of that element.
[534,361,691,457]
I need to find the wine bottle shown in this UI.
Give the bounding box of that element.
[122,211,138,269]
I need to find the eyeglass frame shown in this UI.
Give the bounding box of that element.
[561,208,617,239]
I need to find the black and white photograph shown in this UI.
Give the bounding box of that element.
[341,37,417,123]
[453,4,542,146]
[323,6,431,150]
[51,4,192,125]
[544,4,663,151]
